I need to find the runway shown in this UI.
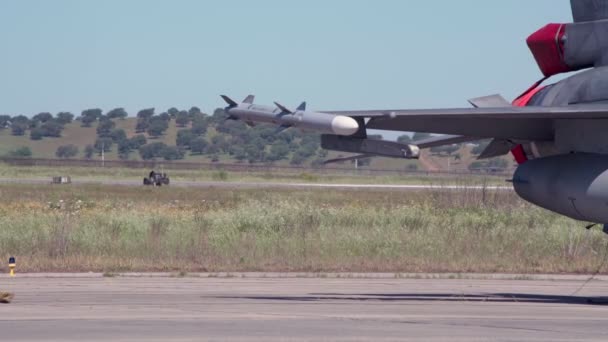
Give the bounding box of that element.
[0,177,514,191]
[1,274,607,341]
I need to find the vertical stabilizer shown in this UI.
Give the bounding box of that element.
[571,0,608,22]
[242,95,255,104]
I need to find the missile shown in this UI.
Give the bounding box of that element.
[220,95,360,136]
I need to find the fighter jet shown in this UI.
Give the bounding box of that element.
[223,0,608,229]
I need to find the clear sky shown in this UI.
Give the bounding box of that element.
[0,0,573,117]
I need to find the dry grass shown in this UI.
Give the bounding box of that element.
[0,183,605,274]
[0,162,508,186]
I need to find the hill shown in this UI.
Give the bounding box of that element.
[0,110,512,172]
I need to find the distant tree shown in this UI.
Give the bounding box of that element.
[56,112,74,124]
[267,142,290,161]
[8,146,32,158]
[136,108,155,120]
[55,144,79,159]
[129,134,147,149]
[80,109,102,127]
[109,128,127,142]
[84,144,95,159]
[206,144,220,155]
[397,134,412,144]
[80,115,96,127]
[290,152,306,165]
[41,120,63,137]
[231,146,247,162]
[167,107,179,118]
[211,108,227,123]
[96,118,116,137]
[135,118,149,133]
[30,127,45,140]
[245,144,266,163]
[162,146,185,160]
[158,112,171,122]
[188,106,202,118]
[11,122,27,136]
[191,117,209,135]
[176,129,195,148]
[106,108,128,120]
[368,134,383,140]
[33,112,53,123]
[11,115,29,125]
[117,139,132,159]
[0,115,10,128]
[139,142,168,160]
[190,137,208,155]
[211,135,229,153]
[94,137,113,154]
[147,119,168,138]
[412,132,432,141]
[175,111,190,127]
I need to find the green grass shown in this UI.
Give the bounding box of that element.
[0,183,604,274]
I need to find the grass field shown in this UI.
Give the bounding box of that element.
[0,183,605,274]
[0,162,509,186]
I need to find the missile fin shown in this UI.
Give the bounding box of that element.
[296,102,306,111]
[221,95,238,107]
[274,102,293,114]
[242,95,255,104]
[274,125,292,134]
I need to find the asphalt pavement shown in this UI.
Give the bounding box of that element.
[0,274,607,341]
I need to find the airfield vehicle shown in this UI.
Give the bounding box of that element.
[143,171,170,186]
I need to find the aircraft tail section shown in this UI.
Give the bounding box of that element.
[571,0,608,22]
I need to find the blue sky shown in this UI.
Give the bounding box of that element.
[0,0,573,117]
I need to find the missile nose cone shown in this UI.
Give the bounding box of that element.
[331,116,359,136]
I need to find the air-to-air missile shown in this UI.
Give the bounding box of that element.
[220,95,422,161]
[220,95,360,136]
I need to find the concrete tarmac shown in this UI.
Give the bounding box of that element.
[1,274,607,341]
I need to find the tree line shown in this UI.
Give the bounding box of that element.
[1,106,331,165]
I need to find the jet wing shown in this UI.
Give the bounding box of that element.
[322,105,608,140]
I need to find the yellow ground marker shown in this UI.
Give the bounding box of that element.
[8,257,15,277]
